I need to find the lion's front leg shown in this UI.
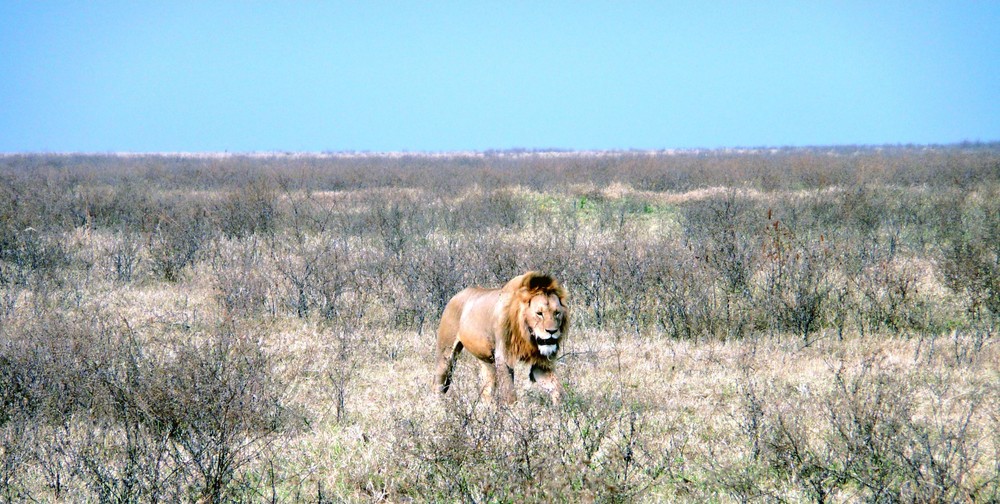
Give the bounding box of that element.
[477,361,497,401]
[492,350,516,405]
[494,361,516,404]
[530,364,562,405]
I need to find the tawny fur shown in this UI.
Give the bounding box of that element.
[435,271,569,404]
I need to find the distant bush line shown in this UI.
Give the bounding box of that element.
[3,145,998,339]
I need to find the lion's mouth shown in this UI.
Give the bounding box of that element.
[532,331,559,357]
[537,343,558,357]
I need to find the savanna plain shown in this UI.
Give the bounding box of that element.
[1,146,999,503]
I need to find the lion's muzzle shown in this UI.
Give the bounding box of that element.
[533,331,560,357]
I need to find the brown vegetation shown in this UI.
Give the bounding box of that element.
[1,144,999,501]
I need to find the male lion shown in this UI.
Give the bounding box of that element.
[435,271,569,404]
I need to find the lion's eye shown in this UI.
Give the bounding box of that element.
[536,311,544,317]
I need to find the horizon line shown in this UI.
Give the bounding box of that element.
[2,141,998,159]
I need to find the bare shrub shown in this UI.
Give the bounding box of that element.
[760,218,834,344]
[145,322,289,502]
[894,373,991,503]
[0,228,70,286]
[939,192,1000,324]
[653,252,720,340]
[594,196,656,233]
[570,227,663,335]
[214,177,278,239]
[568,240,614,330]
[212,236,276,318]
[324,328,358,425]
[733,352,999,502]
[842,185,887,259]
[682,189,764,338]
[394,387,673,502]
[0,313,106,425]
[0,311,290,503]
[0,312,117,500]
[769,408,842,502]
[393,235,471,334]
[370,198,422,257]
[466,232,522,284]
[823,355,913,499]
[105,231,143,283]
[0,421,30,502]
[0,282,21,323]
[942,238,1000,321]
[269,216,356,320]
[78,179,157,231]
[946,325,995,366]
[852,257,926,335]
[75,320,290,503]
[454,189,525,230]
[683,190,762,289]
[147,203,213,282]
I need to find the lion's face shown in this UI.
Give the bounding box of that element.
[524,293,566,357]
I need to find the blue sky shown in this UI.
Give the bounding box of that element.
[1,1,998,152]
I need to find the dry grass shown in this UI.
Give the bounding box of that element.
[9,235,995,501]
[241,322,999,502]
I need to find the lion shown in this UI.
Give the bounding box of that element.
[434,271,569,404]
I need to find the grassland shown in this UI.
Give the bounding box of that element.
[1,145,999,502]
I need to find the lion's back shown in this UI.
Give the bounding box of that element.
[439,285,498,329]
[452,287,500,325]
[435,287,500,358]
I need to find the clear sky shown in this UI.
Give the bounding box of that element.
[2,1,998,152]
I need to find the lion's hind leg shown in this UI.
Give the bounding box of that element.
[435,294,466,394]
[435,339,462,394]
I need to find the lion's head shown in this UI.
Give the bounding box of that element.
[502,272,570,362]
